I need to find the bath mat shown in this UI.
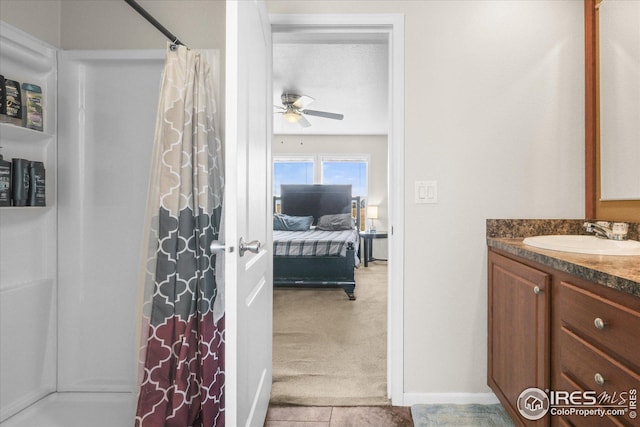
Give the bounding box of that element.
[410,404,515,427]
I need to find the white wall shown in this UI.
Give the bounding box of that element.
[0,0,61,47]
[267,0,585,400]
[59,0,224,50]
[273,134,389,256]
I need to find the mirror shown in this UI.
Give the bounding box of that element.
[599,0,640,200]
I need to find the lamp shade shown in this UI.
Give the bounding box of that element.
[367,205,379,219]
[283,110,301,123]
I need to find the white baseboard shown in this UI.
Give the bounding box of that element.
[403,392,500,407]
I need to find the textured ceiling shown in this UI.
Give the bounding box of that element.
[273,36,389,135]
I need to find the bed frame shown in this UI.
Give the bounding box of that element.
[273,184,361,300]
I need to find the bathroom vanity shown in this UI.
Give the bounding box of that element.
[487,220,640,427]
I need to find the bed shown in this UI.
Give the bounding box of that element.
[273,184,361,300]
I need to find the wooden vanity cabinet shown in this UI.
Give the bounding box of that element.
[488,250,551,426]
[488,247,640,427]
[552,274,640,427]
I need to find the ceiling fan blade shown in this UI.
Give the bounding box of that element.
[302,109,344,120]
[274,105,286,111]
[298,115,312,128]
[292,95,314,109]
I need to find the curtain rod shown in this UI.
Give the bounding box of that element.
[124,0,186,48]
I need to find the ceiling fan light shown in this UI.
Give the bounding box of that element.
[283,111,301,123]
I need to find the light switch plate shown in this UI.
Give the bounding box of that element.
[415,180,438,204]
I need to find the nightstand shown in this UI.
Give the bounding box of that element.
[359,231,388,267]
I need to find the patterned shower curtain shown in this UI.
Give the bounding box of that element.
[135,44,225,427]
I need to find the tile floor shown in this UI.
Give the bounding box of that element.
[265,405,413,427]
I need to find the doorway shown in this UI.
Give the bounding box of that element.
[269,14,405,405]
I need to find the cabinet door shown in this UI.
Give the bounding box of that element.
[488,250,551,426]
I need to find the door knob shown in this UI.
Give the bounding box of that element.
[239,237,261,257]
[210,241,227,253]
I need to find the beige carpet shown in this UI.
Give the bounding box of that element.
[271,262,389,406]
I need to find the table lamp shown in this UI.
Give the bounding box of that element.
[367,205,378,233]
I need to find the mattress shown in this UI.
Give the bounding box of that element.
[273,228,359,258]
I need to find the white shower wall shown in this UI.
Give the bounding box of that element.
[56,49,220,394]
[57,51,165,391]
[0,22,58,422]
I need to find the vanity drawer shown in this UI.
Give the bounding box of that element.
[555,373,628,427]
[556,280,640,369]
[559,326,640,408]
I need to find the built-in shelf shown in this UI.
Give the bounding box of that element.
[0,31,56,75]
[0,21,58,422]
[0,123,53,142]
[0,206,51,210]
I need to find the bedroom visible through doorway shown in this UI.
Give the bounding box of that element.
[269,15,401,405]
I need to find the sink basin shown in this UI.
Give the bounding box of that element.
[523,235,640,256]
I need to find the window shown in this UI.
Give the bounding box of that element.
[273,154,369,198]
[273,155,369,227]
[321,156,369,230]
[272,156,314,196]
[320,157,368,198]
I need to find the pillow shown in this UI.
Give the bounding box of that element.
[273,213,314,231]
[316,213,355,231]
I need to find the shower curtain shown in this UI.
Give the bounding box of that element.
[135,44,225,427]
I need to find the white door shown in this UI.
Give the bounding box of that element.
[224,1,273,426]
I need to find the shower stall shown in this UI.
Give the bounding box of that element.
[0,21,219,426]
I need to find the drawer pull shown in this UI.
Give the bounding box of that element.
[594,373,606,386]
[533,286,541,295]
[594,317,606,330]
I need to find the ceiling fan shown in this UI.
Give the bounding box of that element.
[274,93,344,128]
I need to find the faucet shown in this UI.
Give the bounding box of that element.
[583,221,628,240]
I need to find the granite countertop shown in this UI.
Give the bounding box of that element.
[487,219,640,298]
